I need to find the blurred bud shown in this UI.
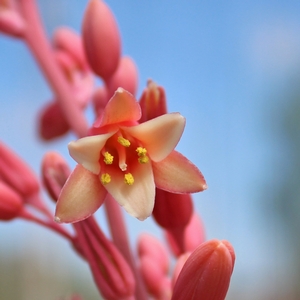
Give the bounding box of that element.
[39,101,70,140]
[0,142,39,198]
[165,213,206,257]
[138,233,169,274]
[53,27,88,71]
[139,255,171,299]
[171,252,190,288]
[0,180,23,220]
[106,56,138,97]
[0,3,25,38]
[153,190,193,229]
[139,80,167,122]
[74,217,135,299]
[171,239,235,300]
[82,0,121,80]
[92,86,109,116]
[41,152,71,202]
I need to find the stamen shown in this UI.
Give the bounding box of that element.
[136,147,147,156]
[124,173,134,185]
[118,136,131,147]
[138,156,149,164]
[103,152,114,164]
[100,173,111,185]
[136,147,149,164]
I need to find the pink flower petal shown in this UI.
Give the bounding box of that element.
[55,164,107,223]
[94,88,141,128]
[152,151,207,193]
[68,132,116,174]
[103,162,155,220]
[124,113,185,162]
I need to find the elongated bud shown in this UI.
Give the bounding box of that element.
[41,152,71,202]
[74,217,135,299]
[0,180,23,220]
[138,233,169,274]
[171,239,235,300]
[139,80,167,122]
[82,0,121,80]
[106,56,138,97]
[0,142,39,198]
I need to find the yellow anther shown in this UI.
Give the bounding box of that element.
[118,137,131,147]
[124,173,134,185]
[138,156,149,164]
[136,147,147,156]
[103,152,114,164]
[101,173,111,185]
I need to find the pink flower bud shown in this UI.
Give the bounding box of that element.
[41,152,71,202]
[0,7,25,38]
[106,56,138,97]
[74,217,135,299]
[171,252,191,288]
[38,101,70,140]
[153,189,193,229]
[138,233,169,274]
[171,239,235,300]
[0,180,23,220]
[92,86,109,116]
[53,27,88,71]
[82,0,121,80]
[165,213,206,256]
[139,80,167,122]
[0,142,39,198]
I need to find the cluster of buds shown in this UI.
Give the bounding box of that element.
[0,0,236,299]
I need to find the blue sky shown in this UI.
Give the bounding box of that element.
[1,0,300,298]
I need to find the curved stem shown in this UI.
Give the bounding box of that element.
[104,194,148,300]
[19,0,88,137]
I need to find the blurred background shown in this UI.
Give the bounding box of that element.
[1,0,300,299]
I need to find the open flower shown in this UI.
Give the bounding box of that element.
[55,88,206,223]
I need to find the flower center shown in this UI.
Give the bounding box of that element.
[99,132,149,186]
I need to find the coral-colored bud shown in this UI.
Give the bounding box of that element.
[0,8,25,38]
[171,239,235,300]
[38,101,70,140]
[165,213,206,257]
[139,255,171,298]
[0,180,23,220]
[106,56,138,97]
[153,189,193,229]
[0,142,39,198]
[74,217,135,299]
[82,0,121,80]
[53,27,87,70]
[41,152,71,202]
[139,80,167,122]
[92,86,109,116]
[138,233,169,274]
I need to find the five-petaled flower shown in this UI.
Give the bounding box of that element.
[55,88,206,223]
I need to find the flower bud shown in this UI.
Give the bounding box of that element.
[0,142,39,198]
[139,80,167,122]
[171,239,235,300]
[165,213,206,256]
[74,217,135,299]
[106,56,138,97]
[0,180,23,220]
[53,27,88,71]
[0,6,25,38]
[38,101,70,140]
[138,233,169,274]
[82,0,121,80]
[41,152,71,202]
